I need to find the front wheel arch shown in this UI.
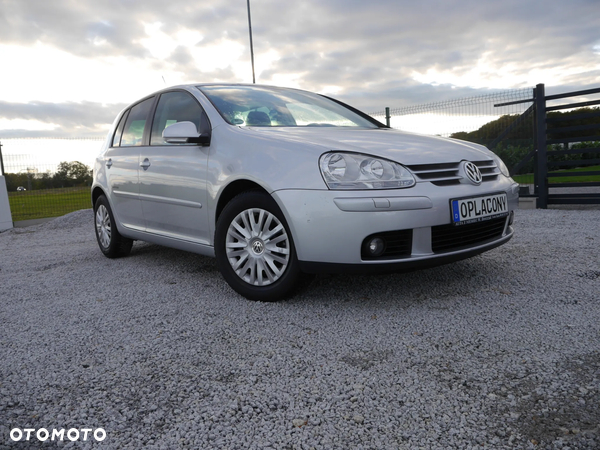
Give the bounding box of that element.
[214,180,268,225]
[214,191,304,301]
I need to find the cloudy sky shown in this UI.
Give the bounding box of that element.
[1,0,599,139]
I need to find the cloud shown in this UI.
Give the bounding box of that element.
[0,101,127,138]
[0,0,599,136]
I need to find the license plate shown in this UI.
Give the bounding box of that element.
[451,193,508,225]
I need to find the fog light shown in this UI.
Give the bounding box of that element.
[367,237,386,257]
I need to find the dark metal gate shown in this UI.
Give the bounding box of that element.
[498,84,600,208]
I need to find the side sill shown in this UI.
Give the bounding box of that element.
[117,226,215,258]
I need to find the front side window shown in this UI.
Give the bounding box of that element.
[199,85,380,129]
[120,97,155,147]
[150,91,208,145]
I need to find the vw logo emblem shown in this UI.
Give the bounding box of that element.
[251,239,264,255]
[463,161,482,185]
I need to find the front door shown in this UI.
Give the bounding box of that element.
[138,91,210,243]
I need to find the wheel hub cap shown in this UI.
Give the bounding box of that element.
[225,208,290,286]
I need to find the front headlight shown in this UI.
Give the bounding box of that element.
[494,155,511,178]
[319,152,415,190]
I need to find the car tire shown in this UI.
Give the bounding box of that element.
[215,191,303,302]
[94,195,133,258]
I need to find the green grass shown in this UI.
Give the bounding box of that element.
[512,174,534,185]
[513,165,600,184]
[8,187,91,222]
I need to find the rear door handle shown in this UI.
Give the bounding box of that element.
[140,158,151,170]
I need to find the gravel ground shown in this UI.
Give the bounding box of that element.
[0,208,599,450]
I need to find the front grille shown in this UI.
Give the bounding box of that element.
[431,217,507,253]
[361,229,412,260]
[407,160,500,186]
[476,160,501,181]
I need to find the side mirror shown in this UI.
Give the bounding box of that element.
[162,121,210,146]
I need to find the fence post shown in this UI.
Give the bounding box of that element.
[385,107,391,128]
[534,84,547,209]
[0,139,13,230]
[0,140,5,176]
[0,174,13,231]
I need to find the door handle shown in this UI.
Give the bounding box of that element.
[140,158,151,170]
[105,158,113,168]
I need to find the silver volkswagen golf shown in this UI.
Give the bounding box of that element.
[92,84,518,301]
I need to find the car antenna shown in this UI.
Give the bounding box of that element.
[162,76,167,85]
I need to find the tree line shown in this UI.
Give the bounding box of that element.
[4,161,92,191]
[450,107,600,174]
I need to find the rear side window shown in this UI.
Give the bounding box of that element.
[111,111,128,147]
[119,97,155,147]
[150,91,208,145]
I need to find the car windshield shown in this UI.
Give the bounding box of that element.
[199,85,380,129]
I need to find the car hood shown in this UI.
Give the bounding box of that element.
[245,127,493,165]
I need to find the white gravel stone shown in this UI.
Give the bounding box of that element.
[352,415,365,424]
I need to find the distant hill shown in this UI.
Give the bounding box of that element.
[450,106,600,148]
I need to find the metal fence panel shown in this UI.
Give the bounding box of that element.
[1,138,103,221]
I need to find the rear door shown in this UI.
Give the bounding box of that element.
[104,97,155,231]
[138,90,210,243]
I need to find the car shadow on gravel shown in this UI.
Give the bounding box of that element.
[295,256,513,306]
[128,242,220,275]
[123,240,514,307]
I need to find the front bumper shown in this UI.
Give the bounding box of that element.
[272,179,519,272]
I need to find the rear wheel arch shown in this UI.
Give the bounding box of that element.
[91,186,106,209]
[93,194,133,258]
